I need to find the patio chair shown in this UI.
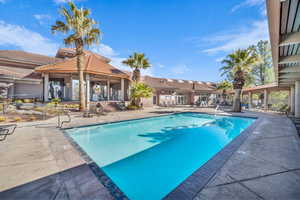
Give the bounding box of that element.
[95,103,106,116]
[116,102,126,111]
[0,124,17,141]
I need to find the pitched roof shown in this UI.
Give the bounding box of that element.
[142,76,217,92]
[35,52,129,79]
[0,50,61,66]
[0,65,41,80]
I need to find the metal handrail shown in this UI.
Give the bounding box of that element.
[0,124,17,141]
[0,124,17,135]
[0,129,10,141]
[57,110,71,128]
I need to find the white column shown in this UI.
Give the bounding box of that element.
[8,83,15,99]
[291,85,295,114]
[295,81,300,117]
[43,73,49,102]
[264,89,268,110]
[107,80,110,101]
[120,78,125,101]
[248,92,252,109]
[85,74,90,110]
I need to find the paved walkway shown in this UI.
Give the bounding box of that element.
[195,112,300,200]
[0,107,299,199]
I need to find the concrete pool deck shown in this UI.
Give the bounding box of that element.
[0,107,300,199]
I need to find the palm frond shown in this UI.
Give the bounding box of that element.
[51,20,69,34]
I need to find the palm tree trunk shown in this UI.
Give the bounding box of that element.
[76,48,86,112]
[133,69,141,82]
[232,89,242,112]
[133,69,141,106]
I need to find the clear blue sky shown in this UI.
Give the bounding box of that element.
[0,0,269,82]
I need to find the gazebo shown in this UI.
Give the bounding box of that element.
[35,50,131,106]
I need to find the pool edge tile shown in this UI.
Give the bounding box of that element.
[164,117,262,200]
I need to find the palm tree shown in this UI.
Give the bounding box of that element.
[122,53,150,82]
[51,1,101,111]
[130,82,153,107]
[220,49,258,112]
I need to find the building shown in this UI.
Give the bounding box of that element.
[267,0,300,116]
[141,76,218,107]
[0,49,130,105]
[0,48,218,107]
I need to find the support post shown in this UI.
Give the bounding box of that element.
[295,81,300,117]
[8,83,15,99]
[264,89,268,110]
[43,73,49,102]
[107,80,110,101]
[85,74,90,110]
[248,92,252,109]
[120,78,125,101]
[291,85,295,114]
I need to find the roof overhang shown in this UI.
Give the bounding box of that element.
[267,0,300,86]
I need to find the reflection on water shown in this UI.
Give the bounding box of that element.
[67,113,255,200]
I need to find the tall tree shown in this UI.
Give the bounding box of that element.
[250,40,274,85]
[52,1,101,111]
[122,53,150,82]
[220,48,258,112]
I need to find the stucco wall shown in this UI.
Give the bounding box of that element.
[14,83,43,99]
[141,96,153,107]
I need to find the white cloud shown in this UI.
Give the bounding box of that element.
[170,64,190,75]
[0,21,59,55]
[53,0,84,4]
[91,44,118,57]
[231,0,266,17]
[231,0,265,12]
[202,20,269,54]
[53,0,70,3]
[34,14,52,25]
[157,63,165,68]
[91,44,153,76]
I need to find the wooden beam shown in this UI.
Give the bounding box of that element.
[279,55,300,64]
[280,65,300,72]
[279,77,300,82]
[280,73,300,79]
[266,0,281,84]
[280,32,300,46]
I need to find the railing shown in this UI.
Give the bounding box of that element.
[56,105,72,128]
[0,124,17,141]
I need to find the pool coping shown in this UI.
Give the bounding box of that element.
[62,111,261,200]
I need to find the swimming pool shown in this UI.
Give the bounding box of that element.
[66,113,255,200]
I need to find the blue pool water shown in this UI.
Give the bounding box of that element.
[66,113,255,200]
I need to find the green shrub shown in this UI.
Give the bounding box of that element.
[51,98,61,106]
[14,99,23,104]
[126,104,140,110]
[0,116,6,122]
[23,99,33,103]
[13,116,22,122]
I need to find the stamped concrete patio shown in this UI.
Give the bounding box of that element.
[0,107,299,200]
